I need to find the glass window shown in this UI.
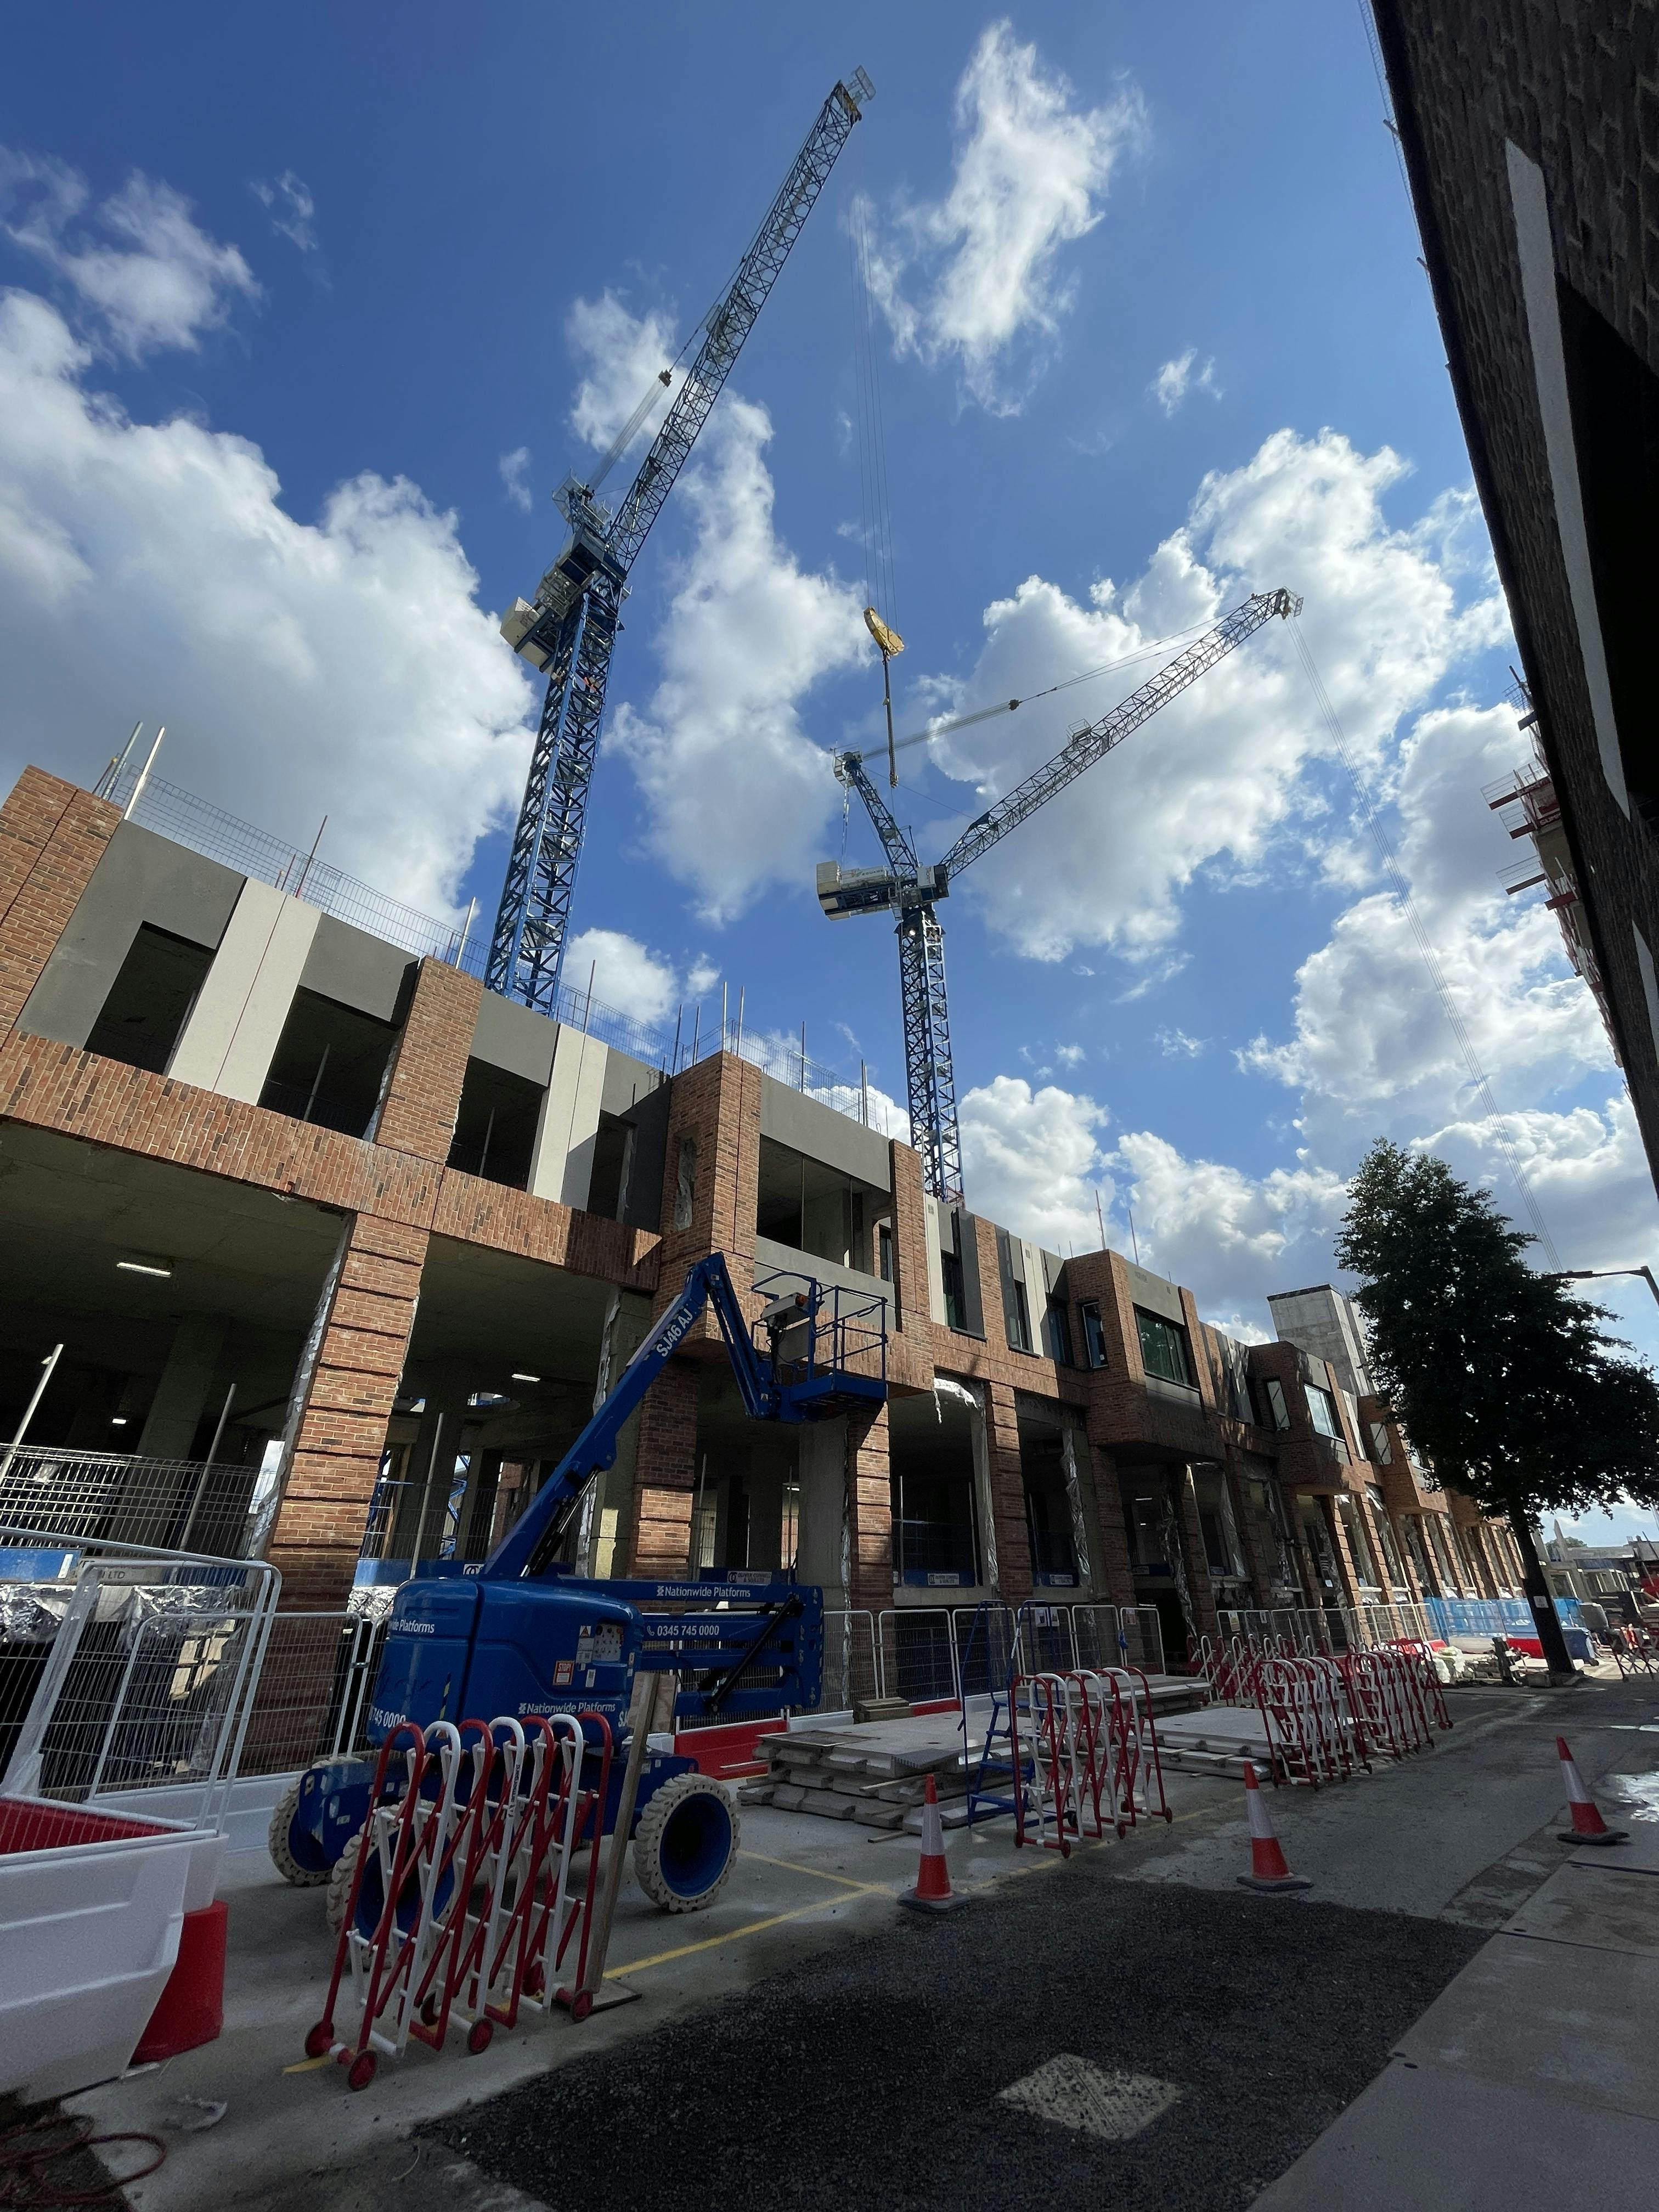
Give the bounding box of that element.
[1337,1494,1380,1590]
[1135,1307,1193,1386]
[1079,1301,1108,1369]
[1042,1297,1073,1366]
[940,1249,968,1331]
[1368,1420,1392,1463]
[1006,1277,1033,1353]
[1306,1384,1341,1440]
[1194,1466,1247,1582]
[1365,1485,1408,1587]
[1262,1376,1292,1431]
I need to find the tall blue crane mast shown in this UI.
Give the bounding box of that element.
[816,588,1302,1204]
[488,69,875,1014]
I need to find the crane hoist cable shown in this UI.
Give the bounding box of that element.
[842,616,1217,770]
[849,181,903,785]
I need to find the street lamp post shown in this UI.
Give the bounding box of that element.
[1548,1265,1659,1308]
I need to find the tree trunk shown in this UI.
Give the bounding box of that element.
[1509,1510,1578,1684]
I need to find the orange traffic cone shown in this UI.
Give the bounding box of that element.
[1556,1737,1629,1846]
[900,1774,967,1913]
[1237,1762,1312,1893]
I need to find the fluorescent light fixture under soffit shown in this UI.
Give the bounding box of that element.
[511,1372,541,1384]
[116,1255,173,1278]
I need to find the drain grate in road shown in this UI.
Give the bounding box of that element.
[997,2055,1183,2142]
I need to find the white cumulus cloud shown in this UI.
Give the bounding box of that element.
[566,290,677,455]
[896,427,1507,966]
[249,172,316,254]
[499,445,534,512]
[1150,346,1219,414]
[0,281,533,916]
[606,393,866,920]
[2,149,258,358]
[563,927,732,1031]
[864,22,1145,414]
[960,1074,1112,1253]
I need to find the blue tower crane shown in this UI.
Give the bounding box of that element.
[816,588,1302,1204]
[488,69,875,1014]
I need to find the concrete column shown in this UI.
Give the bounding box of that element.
[529,1025,609,1205]
[136,1315,225,1460]
[1081,1437,1139,1611]
[794,1417,848,1605]
[981,1381,1033,1602]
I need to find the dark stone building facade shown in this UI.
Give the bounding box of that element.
[1373,2,1659,1191]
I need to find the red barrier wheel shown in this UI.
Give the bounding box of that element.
[304,2022,333,2059]
[523,1965,544,1998]
[571,1990,594,2023]
[347,2051,377,2091]
[467,2020,493,2055]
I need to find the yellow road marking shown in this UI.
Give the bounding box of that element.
[282,2055,336,2074]
[738,1850,876,1891]
[606,1880,893,1978]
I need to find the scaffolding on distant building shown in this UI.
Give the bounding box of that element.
[1485,691,1618,1062]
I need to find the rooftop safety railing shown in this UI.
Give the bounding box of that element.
[97,761,902,1127]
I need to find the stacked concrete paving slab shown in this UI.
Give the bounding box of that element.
[748,1676,1208,1831]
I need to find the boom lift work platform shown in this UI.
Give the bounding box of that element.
[272,1256,886,1916]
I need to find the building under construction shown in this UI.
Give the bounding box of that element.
[0,760,1524,1658]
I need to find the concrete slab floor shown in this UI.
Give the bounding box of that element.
[65,1774,1235,2212]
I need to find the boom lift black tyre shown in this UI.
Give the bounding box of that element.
[269,1779,329,1887]
[631,1773,740,1913]
[325,1826,366,1935]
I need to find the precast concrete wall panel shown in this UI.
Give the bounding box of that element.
[167,879,321,1102]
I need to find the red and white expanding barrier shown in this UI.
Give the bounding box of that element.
[1009,1667,1171,1855]
[1201,1629,1452,1787]
[305,1712,612,2089]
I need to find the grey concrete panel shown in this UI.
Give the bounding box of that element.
[758,1073,890,1190]
[1396,1928,1659,2120]
[1250,2057,1659,2210]
[1564,1819,1659,1875]
[599,1046,663,1118]
[470,988,558,1088]
[1124,1261,1186,1325]
[752,1233,891,1314]
[618,1082,669,1233]
[956,1213,986,1338]
[1505,1862,1659,1953]
[17,820,243,1048]
[298,915,415,1024]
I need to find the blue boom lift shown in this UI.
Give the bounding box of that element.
[270,1255,885,1915]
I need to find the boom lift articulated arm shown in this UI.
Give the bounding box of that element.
[817,588,1302,1202]
[483,1254,881,1582]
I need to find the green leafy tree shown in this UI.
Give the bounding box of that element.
[1335,1139,1659,1680]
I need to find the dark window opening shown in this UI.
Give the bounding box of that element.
[586,1111,633,1218]
[1008,1277,1032,1354]
[1261,1376,1292,1431]
[755,1135,889,1275]
[892,1466,981,1585]
[1556,280,1659,827]
[447,1058,544,1189]
[940,1248,968,1331]
[86,924,213,1074]
[1042,1296,1073,1366]
[1135,1306,1193,1386]
[877,1221,894,1283]
[1079,1300,1108,1369]
[1194,1464,1247,1585]
[1021,1422,1076,1585]
[260,987,400,1139]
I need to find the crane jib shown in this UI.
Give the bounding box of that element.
[827,585,1298,1206]
[487,72,872,1015]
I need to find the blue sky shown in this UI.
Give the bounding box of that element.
[4,5,1658,1538]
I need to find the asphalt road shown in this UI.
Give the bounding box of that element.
[428,1869,1480,2212]
[427,1679,1659,2212]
